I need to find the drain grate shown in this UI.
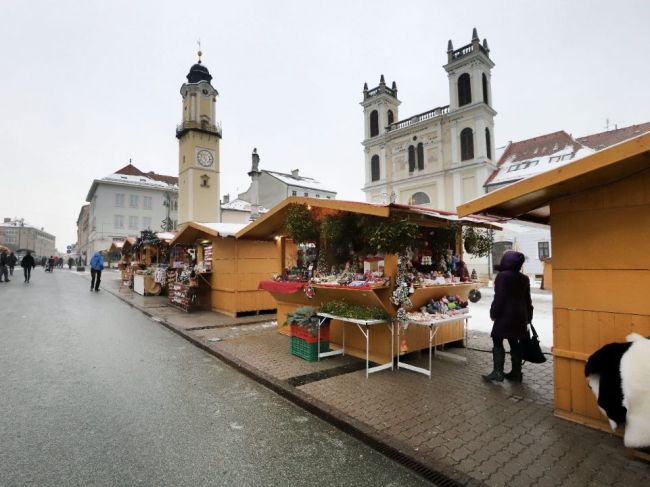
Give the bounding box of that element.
[286,362,366,387]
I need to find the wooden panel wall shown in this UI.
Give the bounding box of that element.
[550,168,650,429]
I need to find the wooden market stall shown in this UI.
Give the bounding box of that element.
[236,196,497,364]
[457,132,650,432]
[170,222,279,316]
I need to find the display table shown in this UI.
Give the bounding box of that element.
[133,274,162,296]
[316,312,393,378]
[397,314,471,378]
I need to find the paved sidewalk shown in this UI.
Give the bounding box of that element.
[90,272,649,486]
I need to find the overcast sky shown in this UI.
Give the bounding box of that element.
[1,0,649,250]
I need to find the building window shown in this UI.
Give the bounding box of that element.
[460,128,474,161]
[482,73,489,105]
[538,241,550,260]
[371,155,380,181]
[485,128,492,160]
[326,196,331,199]
[143,217,152,229]
[291,190,297,196]
[458,73,471,107]
[304,192,309,197]
[408,192,430,206]
[387,109,394,126]
[143,196,152,210]
[417,143,424,170]
[129,195,139,208]
[115,193,124,207]
[408,145,415,172]
[370,110,379,137]
[91,217,96,231]
[200,175,210,187]
[114,215,124,228]
[128,216,138,229]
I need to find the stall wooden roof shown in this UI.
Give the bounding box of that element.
[121,237,137,253]
[457,132,650,224]
[236,196,500,240]
[170,222,246,245]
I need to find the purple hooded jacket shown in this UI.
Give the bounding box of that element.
[490,251,534,339]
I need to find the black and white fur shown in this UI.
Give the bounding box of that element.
[585,333,650,448]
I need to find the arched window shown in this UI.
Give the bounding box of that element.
[460,128,474,161]
[371,155,380,182]
[370,110,379,137]
[408,192,430,206]
[485,128,492,160]
[387,109,394,126]
[417,143,424,170]
[458,73,471,107]
[408,145,415,172]
[482,73,489,105]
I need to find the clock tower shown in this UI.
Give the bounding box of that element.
[176,50,221,226]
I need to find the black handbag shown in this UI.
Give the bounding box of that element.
[522,323,546,364]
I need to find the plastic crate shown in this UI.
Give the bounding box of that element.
[290,337,329,362]
[290,323,330,344]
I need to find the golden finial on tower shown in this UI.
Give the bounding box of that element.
[197,39,202,64]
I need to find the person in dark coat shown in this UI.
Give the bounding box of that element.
[483,251,533,382]
[21,250,35,283]
[8,252,17,276]
[0,249,9,282]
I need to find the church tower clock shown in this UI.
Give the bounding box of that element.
[176,50,221,226]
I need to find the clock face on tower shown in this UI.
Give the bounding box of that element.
[196,149,214,167]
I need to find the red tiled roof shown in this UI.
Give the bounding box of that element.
[484,131,582,186]
[114,163,178,185]
[577,122,650,150]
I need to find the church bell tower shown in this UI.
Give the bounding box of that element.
[176,49,221,226]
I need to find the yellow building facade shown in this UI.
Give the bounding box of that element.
[176,53,222,226]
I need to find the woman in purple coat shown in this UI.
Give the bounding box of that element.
[483,251,533,383]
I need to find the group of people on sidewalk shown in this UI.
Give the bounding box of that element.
[0,249,36,283]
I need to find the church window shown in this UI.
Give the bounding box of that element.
[370,110,379,137]
[482,73,489,105]
[485,128,492,159]
[408,145,416,172]
[417,143,424,170]
[371,155,380,181]
[387,110,394,126]
[458,73,471,107]
[460,128,474,161]
[408,192,430,206]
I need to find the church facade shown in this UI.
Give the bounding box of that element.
[361,29,497,212]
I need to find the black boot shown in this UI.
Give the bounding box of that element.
[505,344,523,382]
[482,347,505,382]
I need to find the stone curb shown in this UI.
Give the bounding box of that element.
[99,279,484,486]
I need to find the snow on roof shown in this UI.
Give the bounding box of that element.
[577,122,650,150]
[198,222,246,237]
[103,173,178,189]
[264,170,335,193]
[221,198,268,213]
[155,232,176,242]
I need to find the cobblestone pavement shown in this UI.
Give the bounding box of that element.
[98,274,650,486]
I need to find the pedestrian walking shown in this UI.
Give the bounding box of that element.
[46,256,55,272]
[90,251,104,291]
[68,257,74,270]
[21,250,35,283]
[482,250,534,383]
[8,252,17,276]
[0,249,9,282]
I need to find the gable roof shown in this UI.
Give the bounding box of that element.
[115,163,178,185]
[86,163,178,201]
[264,170,336,193]
[577,122,650,151]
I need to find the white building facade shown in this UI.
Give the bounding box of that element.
[0,218,56,259]
[361,29,497,211]
[84,163,178,256]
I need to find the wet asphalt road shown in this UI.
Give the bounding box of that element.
[0,269,429,486]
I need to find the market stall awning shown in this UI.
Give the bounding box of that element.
[155,231,177,243]
[457,132,650,223]
[121,237,137,253]
[107,240,125,253]
[170,222,246,245]
[236,196,499,241]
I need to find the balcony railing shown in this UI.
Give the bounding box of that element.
[451,42,489,61]
[386,105,449,132]
[176,120,222,138]
[364,85,397,100]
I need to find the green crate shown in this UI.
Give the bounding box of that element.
[290,337,329,362]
